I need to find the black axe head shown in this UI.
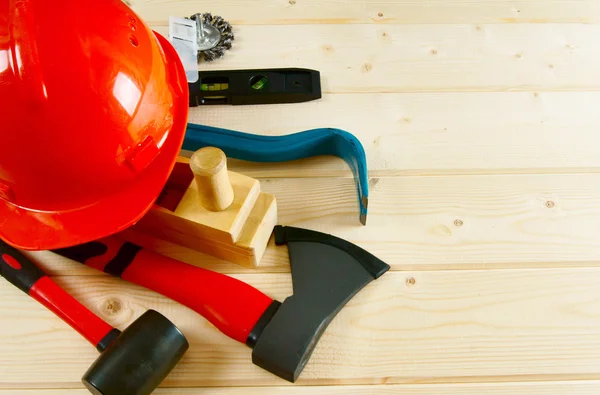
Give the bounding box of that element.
[246,226,390,382]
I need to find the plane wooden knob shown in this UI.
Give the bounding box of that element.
[190,147,234,211]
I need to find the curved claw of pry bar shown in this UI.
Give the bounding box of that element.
[183,123,369,225]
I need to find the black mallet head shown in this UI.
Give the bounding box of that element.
[82,310,188,395]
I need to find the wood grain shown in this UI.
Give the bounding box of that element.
[175,171,260,244]
[130,0,600,25]
[260,174,600,270]
[3,381,600,394]
[3,269,600,387]
[152,24,600,93]
[190,147,235,212]
[184,92,600,176]
[132,192,278,268]
[30,173,600,275]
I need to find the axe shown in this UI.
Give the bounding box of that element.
[54,225,390,382]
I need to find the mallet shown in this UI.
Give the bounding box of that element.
[0,240,189,395]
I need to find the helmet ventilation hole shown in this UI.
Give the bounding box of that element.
[129,34,139,47]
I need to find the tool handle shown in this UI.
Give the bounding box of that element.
[0,241,117,350]
[190,147,234,211]
[183,123,369,224]
[53,237,274,344]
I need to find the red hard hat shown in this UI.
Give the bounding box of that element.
[0,0,189,250]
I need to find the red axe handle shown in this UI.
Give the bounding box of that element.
[53,237,274,344]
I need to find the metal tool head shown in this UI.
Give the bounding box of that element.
[250,226,389,382]
[82,310,189,395]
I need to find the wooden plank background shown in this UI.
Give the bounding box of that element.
[3,381,600,394]
[2,381,600,394]
[2,0,600,393]
[130,0,600,25]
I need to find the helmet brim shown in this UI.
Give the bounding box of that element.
[0,32,189,251]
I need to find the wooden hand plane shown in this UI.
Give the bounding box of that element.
[130,147,277,268]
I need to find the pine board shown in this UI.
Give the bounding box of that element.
[30,173,600,276]
[184,92,600,176]
[3,269,600,388]
[152,24,600,93]
[3,381,600,394]
[130,0,600,25]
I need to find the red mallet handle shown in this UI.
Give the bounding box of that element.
[0,241,117,350]
[54,237,274,344]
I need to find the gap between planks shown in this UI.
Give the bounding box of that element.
[129,0,600,25]
[3,380,600,394]
[27,173,600,275]
[4,269,600,387]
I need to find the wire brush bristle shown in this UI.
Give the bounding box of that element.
[189,12,234,62]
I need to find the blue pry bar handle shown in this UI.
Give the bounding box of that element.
[184,123,369,225]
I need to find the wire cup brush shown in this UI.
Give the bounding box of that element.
[188,13,234,62]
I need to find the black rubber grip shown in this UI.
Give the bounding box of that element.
[103,242,142,277]
[54,241,141,278]
[0,240,46,293]
[53,241,108,265]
